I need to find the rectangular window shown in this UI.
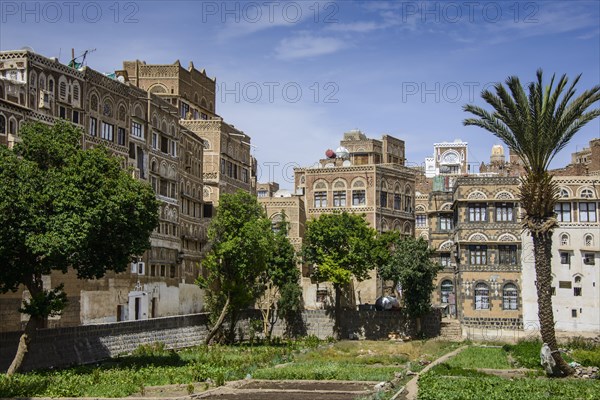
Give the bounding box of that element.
[117,127,126,146]
[439,215,453,231]
[227,161,234,177]
[560,251,570,265]
[469,245,487,265]
[201,112,208,120]
[554,202,571,222]
[314,191,327,208]
[468,203,487,222]
[220,159,226,174]
[333,191,346,207]
[170,140,177,157]
[160,136,169,153]
[498,245,517,265]
[132,121,143,138]
[583,253,595,265]
[579,202,597,222]
[380,191,388,208]
[495,203,514,222]
[89,117,97,136]
[59,106,66,119]
[241,168,248,183]
[416,214,427,228]
[559,281,572,289]
[572,309,578,318]
[72,110,80,124]
[574,287,582,296]
[440,253,451,267]
[180,101,190,119]
[352,190,366,206]
[393,194,401,210]
[152,132,158,149]
[257,190,268,198]
[101,122,114,141]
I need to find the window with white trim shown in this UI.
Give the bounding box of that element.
[503,283,518,310]
[555,202,571,222]
[468,203,487,222]
[579,202,597,222]
[314,191,327,208]
[475,283,490,310]
[101,122,114,142]
[131,121,143,139]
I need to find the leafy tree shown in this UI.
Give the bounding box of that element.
[302,212,377,335]
[198,191,272,344]
[463,69,600,376]
[257,213,302,339]
[0,121,159,375]
[377,234,442,320]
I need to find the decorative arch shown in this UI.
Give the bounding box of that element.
[72,81,81,107]
[150,158,157,173]
[497,233,518,242]
[584,234,594,248]
[0,114,6,134]
[200,97,208,109]
[559,187,572,198]
[439,240,454,251]
[415,204,427,213]
[495,191,514,200]
[38,72,46,91]
[419,232,429,240]
[29,70,37,88]
[101,96,114,118]
[160,161,168,177]
[467,232,488,242]
[381,220,390,232]
[161,119,168,133]
[440,202,453,211]
[403,221,412,235]
[333,179,347,189]
[560,233,570,246]
[392,219,402,231]
[579,187,595,199]
[314,180,328,190]
[58,76,68,101]
[351,178,366,188]
[467,190,487,200]
[118,103,127,121]
[8,117,18,135]
[149,84,167,94]
[133,103,144,119]
[89,91,99,112]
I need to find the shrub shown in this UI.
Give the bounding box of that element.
[503,340,542,369]
[573,349,600,367]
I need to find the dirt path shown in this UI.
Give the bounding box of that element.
[402,345,469,400]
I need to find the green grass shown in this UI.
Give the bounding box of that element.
[503,339,542,369]
[418,371,600,400]
[447,346,511,369]
[0,342,299,398]
[253,361,400,381]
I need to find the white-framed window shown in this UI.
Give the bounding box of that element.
[560,233,570,246]
[555,202,571,222]
[416,214,427,228]
[101,122,114,141]
[439,215,453,231]
[89,116,97,136]
[440,253,451,267]
[131,121,144,139]
[579,202,597,222]
[468,203,487,222]
[584,234,594,247]
[475,283,490,310]
[469,245,487,265]
[333,190,346,207]
[495,203,514,222]
[503,283,518,310]
[352,190,366,206]
[314,191,327,208]
[498,245,517,265]
[441,279,453,303]
[581,188,594,199]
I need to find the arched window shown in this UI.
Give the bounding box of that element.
[560,233,569,246]
[441,280,453,304]
[581,188,594,199]
[0,115,5,134]
[503,283,518,310]
[72,82,80,104]
[352,179,366,206]
[333,180,347,207]
[271,213,286,234]
[314,180,327,208]
[103,99,113,118]
[90,94,98,112]
[585,234,594,247]
[404,185,412,212]
[48,78,55,94]
[475,283,490,310]
[573,276,582,296]
[59,80,67,101]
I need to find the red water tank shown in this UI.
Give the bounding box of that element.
[325,149,336,158]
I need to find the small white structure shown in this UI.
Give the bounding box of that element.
[522,177,600,334]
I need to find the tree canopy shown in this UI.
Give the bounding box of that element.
[0,121,159,374]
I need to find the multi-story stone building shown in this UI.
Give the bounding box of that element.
[121,59,256,210]
[0,50,210,330]
[293,130,416,308]
[522,176,600,334]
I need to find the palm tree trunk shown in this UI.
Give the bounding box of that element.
[532,231,574,376]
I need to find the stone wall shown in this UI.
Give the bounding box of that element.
[0,309,441,372]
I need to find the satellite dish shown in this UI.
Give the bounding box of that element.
[20,46,35,52]
[342,160,352,167]
[117,75,126,83]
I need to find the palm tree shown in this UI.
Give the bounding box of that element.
[463,69,600,376]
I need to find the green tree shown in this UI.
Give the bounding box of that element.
[302,212,377,335]
[0,121,159,375]
[377,234,442,321]
[257,212,302,339]
[463,69,600,376]
[198,191,272,344]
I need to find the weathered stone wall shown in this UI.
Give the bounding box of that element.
[0,309,441,372]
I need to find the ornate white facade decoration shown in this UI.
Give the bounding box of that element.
[467,190,487,200]
[498,233,518,242]
[467,232,488,242]
[439,240,454,251]
[441,202,453,211]
[495,191,515,200]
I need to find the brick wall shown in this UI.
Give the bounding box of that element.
[0,309,441,372]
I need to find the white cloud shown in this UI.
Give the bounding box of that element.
[275,33,348,60]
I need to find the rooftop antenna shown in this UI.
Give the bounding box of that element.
[68,48,96,69]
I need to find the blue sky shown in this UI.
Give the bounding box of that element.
[1,0,599,188]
